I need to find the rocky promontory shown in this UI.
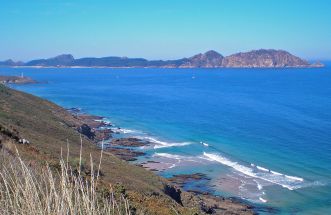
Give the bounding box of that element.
[0,75,37,84]
[222,49,313,68]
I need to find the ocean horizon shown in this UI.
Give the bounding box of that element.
[1,65,331,214]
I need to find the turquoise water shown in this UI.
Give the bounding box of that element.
[1,66,331,214]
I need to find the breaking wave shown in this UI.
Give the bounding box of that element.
[137,136,192,149]
[259,197,267,203]
[112,127,138,134]
[203,152,306,190]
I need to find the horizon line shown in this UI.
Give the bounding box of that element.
[1,48,329,62]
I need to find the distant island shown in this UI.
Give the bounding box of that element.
[0,49,324,68]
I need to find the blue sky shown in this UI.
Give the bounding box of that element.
[0,0,330,61]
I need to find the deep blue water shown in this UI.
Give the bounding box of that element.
[1,66,331,214]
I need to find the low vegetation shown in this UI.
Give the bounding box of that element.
[0,84,255,214]
[0,84,198,214]
[0,146,130,215]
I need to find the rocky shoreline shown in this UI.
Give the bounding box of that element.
[66,108,150,161]
[67,107,258,214]
[2,76,259,214]
[0,75,37,84]
[0,77,259,214]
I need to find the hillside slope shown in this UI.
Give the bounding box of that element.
[0,84,254,215]
[222,49,310,68]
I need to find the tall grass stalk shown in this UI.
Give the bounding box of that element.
[0,147,130,215]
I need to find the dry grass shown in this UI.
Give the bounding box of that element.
[0,144,130,215]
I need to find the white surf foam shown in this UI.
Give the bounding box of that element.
[256,165,269,172]
[112,127,138,134]
[270,170,282,176]
[200,141,209,147]
[255,180,263,190]
[285,175,304,182]
[169,164,177,169]
[95,119,112,125]
[154,153,188,160]
[137,136,192,149]
[259,197,267,203]
[154,153,213,164]
[203,152,305,190]
[153,142,192,149]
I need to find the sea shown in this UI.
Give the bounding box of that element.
[1,65,331,214]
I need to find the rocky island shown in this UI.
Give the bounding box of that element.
[0,49,323,68]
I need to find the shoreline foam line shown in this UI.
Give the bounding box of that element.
[259,197,268,203]
[136,136,193,149]
[256,166,269,172]
[112,127,139,134]
[203,152,305,190]
[92,115,194,150]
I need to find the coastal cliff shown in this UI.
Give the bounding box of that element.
[179,50,224,68]
[222,49,312,68]
[0,49,323,68]
[0,83,254,215]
